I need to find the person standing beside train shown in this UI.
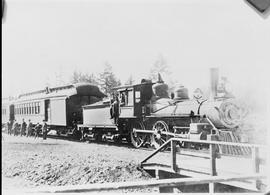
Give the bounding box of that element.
[12,119,18,136]
[42,120,48,140]
[20,119,27,136]
[110,93,120,124]
[34,123,41,139]
[7,119,12,135]
[26,119,33,137]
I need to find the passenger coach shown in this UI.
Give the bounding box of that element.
[12,83,105,134]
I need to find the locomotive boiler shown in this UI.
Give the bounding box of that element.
[80,68,248,153]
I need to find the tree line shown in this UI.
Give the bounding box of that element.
[70,55,172,96]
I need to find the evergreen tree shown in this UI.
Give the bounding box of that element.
[70,70,98,85]
[149,54,171,81]
[98,63,121,95]
[125,75,135,85]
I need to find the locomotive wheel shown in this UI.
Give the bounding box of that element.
[130,121,146,148]
[151,120,170,149]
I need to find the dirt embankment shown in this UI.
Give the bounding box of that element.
[2,135,157,193]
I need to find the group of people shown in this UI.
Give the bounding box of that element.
[7,119,48,140]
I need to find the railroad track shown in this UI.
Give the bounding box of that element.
[46,133,213,156]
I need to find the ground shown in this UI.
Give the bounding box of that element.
[2,133,266,194]
[2,134,158,193]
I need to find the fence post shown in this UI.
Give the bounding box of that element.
[209,135,217,193]
[171,140,177,172]
[251,146,260,190]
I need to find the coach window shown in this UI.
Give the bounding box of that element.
[31,103,34,114]
[30,103,32,114]
[37,102,39,114]
[34,103,36,114]
[37,102,40,114]
[34,102,37,114]
[29,103,31,115]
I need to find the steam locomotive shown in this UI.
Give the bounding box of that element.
[79,68,248,153]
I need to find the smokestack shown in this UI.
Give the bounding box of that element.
[210,68,219,100]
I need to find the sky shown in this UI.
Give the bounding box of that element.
[2,0,270,101]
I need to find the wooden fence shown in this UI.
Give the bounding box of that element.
[3,174,266,194]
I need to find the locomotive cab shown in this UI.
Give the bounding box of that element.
[112,80,154,119]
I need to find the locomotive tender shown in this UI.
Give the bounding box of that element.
[2,83,105,134]
[80,68,247,151]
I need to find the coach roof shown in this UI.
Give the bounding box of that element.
[16,83,106,101]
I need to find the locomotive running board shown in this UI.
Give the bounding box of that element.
[133,128,188,138]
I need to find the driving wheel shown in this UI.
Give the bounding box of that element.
[130,121,146,148]
[151,120,170,149]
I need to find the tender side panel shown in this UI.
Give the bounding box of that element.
[50,98,67,126]
[83,105,114,127]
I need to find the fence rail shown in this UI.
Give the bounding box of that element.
[3,174,266,193]
[140,137,267,192]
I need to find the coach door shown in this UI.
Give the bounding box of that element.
[44,99,50,122]
[9,104,15,121]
